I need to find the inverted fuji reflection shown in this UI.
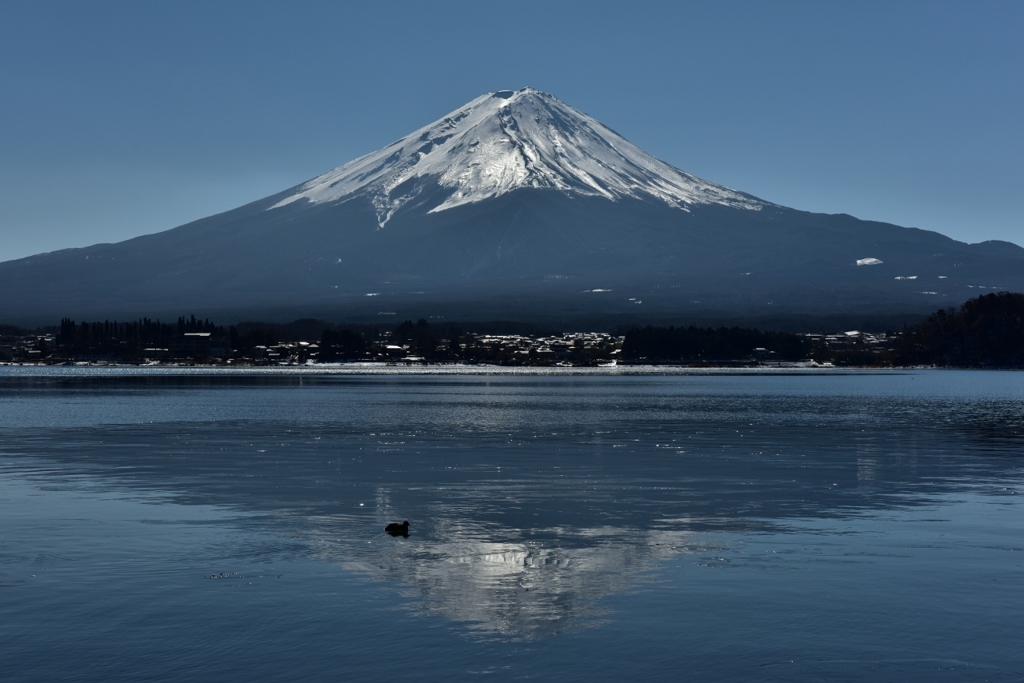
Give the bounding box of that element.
[308,499,713,639]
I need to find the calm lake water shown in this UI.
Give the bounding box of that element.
[1,367,1022,682]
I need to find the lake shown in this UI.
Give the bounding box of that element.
[1,367,1022,681]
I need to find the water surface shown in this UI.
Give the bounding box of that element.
[1,368,1022,681]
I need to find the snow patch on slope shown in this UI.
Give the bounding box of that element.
[270,88,766,225]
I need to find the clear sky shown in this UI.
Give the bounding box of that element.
[1,0,1021,262]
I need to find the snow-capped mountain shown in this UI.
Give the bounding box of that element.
[271,88,765,225]
[1,88,1022,326]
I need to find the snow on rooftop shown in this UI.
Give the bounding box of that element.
[270,88,766,226]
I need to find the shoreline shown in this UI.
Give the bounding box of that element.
[0,361,927,376]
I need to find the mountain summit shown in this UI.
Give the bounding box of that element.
[1,88,1022,326]
[271,88,765,225]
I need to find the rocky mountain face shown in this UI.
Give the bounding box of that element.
[2,87,1022,327]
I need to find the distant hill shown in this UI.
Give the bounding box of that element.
[895,292,1024,367]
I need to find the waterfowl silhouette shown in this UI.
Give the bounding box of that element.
[385,520,410,537]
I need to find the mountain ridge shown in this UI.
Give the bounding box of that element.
[1,88,1022,327]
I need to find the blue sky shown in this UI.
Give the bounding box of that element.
[1,1,1021,262]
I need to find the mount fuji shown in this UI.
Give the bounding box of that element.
[2,87,1023,326]
[270,87,765,222]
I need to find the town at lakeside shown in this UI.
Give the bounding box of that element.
[2,293,1022,369]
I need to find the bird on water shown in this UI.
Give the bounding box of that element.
[385,520,410,537]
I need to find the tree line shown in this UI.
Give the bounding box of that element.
[621,325,809,362]
[893,292,1024,367]
[7,292,1022,366]
[57,316,224,355]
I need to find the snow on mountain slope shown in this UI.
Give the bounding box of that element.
[270,87,767,226]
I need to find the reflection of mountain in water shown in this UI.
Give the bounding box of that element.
[1,372,1022,639]
[324,511,708,639]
